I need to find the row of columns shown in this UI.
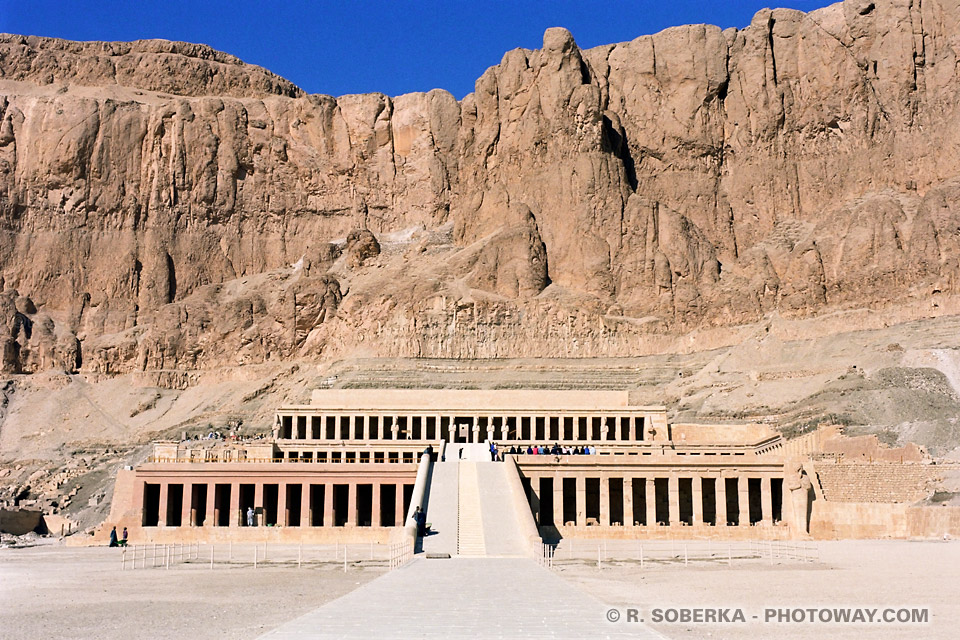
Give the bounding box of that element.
[148,480,409,528]
[542,475,778,527]
[278,413,651,443]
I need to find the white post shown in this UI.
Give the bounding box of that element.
[254,545,258,569]
[121,548,126,570]
[210,544,215,570]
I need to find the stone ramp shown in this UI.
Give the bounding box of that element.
[457,462,486,556]
[477,462,533,557]
[258,557,665,639]
[421,461,458,556]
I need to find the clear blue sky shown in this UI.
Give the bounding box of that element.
[2,1,834,98]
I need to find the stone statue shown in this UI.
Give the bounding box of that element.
[784,462,813,536]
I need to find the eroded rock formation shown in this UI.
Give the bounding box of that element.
[1,0,960,374]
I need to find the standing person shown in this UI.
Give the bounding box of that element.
[108,526,118,547]
[121,527,128,546]
[246,506,255,527]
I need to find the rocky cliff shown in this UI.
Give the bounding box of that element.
[1,0,960,375]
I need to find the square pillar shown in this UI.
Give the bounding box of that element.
[279,483,288,527]
[738,476,749,526]
[204,483,216,526]
[716,475,727,525]
[372,483,382,527]
[300,483,310,527]
[158,482,170,527]
[599,475,610,526]
[363,414,371,440]
[500,418,508,441]
[623,478,634,527]
[553,477,564,527]
[645,478,656,526]
[347,483,357,526]
[575,476,586,526]
[323,483,334,527]
[691,477,702,526]
[395,483,406,525]
[182,482,193,526]
[668,475,680,527]
[762,477,774,526]
[229,482,241,527]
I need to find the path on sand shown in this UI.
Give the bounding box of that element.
[259,557,664,639]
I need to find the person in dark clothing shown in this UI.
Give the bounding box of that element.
[413,506,426,536]
[108,526,118,547]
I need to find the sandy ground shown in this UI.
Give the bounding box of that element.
[0,543,385,640]
[561,539,960,639]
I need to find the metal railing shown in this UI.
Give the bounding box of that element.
[539,538,819,569]
[389,540,414,569]
[121,542,391,570]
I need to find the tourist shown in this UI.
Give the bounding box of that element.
[414,506,426,536]
[526,445,533,455]
[246,506,255,527]
[121,527,128,546]
[108,526,118,547]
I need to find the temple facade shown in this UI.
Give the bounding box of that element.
[106,389,810,545]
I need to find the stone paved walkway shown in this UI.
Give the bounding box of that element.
[259,557,664,639]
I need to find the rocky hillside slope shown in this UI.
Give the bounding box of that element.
[0,0,959,375]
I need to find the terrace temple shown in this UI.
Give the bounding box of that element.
[107,389,825,551]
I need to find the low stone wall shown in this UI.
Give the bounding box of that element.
[810,502,960,539]
[814,463,940,503]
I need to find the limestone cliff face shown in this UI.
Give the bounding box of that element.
[1,0,960,374]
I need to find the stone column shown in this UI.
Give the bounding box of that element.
[761,477,774,526]
[230,482,241,527]
[500,418,508,442]
[277,482,290,527]
[624,477,634,527]
[668,475,680,527]
[447,419,456,444]
[254,483,264,526]
[158,482,170,527]
[300,484,310,527]
[554,478,564,527]
[372,483,382,527]
[182,483,193,526]
[599,475,610,526]
[646,478,656,526]
[716,475,727,526]
[738,476,750,526]
[691,477,702,526]
[395,483,406,526]
[363,414,370,440]
[572,417,580,442]
[472,416,480,444]
[575,475,586,526]
[346,483,357,526]
[391,416,399,441]
[614,416,621,441]
[205,483,216,526]
[323,483,334,527]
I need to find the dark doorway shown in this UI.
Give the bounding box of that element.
[142,484,160,527]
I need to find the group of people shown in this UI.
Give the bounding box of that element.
[108,526,128,547]
[507,444,597,456]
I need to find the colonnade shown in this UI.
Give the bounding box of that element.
[140,479,415,529]
[525,473,783,528]
[276,412,656,444]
